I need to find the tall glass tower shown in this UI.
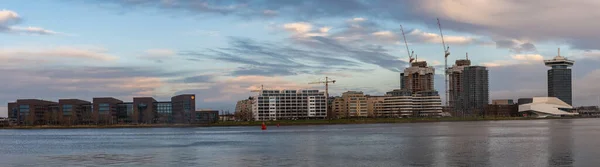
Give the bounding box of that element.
[544,49,575,105]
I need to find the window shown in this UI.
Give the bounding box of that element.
[99,103,110,114]
[19,105,30,116]
[63,105,73,115]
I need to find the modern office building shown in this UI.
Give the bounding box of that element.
[252,89,327,121]
[59,99,93,125]
[171,94,196,124]
[448,59,471,109]
[7,94,198,125]
[457,66,489,116]
[193,110,219,124]
[8,99,58,125]
[93,97,123,124]
[544,50,574,105]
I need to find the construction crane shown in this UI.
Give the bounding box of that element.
[308,77,336,98]
[250,84,264,94]
[400,25,415,63]
[437,18,451,107]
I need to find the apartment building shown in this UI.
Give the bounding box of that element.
[235,97,254,121]
[252,89,327,121]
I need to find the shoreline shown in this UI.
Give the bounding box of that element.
[1,117,591,130]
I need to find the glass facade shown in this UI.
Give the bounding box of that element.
[156,103,172,114]
[63,105,73,115]
[548,69,572,105]
[98,103,110,114]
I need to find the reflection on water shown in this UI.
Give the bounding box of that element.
[0,119,599,167]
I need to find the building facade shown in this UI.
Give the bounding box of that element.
[448,59,471,110]
[402,61,435,92]
[59,99,93,125]
[93,97,123,124]
[545,53,574,105]
[234,97,254,121]
[252,90,327,121]
[171,94,196,124]
[7,94,200,125]
[8,99,58,125]
[457,66,489,116]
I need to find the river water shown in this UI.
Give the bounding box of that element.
[1,119,600,167]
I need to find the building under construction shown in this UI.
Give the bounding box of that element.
[401,61,435,92]
[448,59,471,111]
[448,59,489,116]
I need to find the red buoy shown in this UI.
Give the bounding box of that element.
[261,122,267,130]
[277,123,280,127]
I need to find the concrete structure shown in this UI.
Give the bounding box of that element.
[342,91,369,117]
[380,89,442,117]
[545,52,574,105]
[367,96,386,117]
[492,99,514,105]
[448,59,471,110]
[331,96,346,118]
[518,97,577,118]
[93,97,123,124]
[412,90,443,117]
[235,97,254,121]
[456,66,489,116]
[402,61,435,92]
[252,89,327,121]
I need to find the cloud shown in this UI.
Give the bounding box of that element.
[0,9,59,35]
[262,10,278,16]
[283,22,312,34]
[0,47,118,66]
[482,54,545,67]
[495,39,537,53]
[0,9,20,25]
[181,37,366,76]
[139,49,175,62]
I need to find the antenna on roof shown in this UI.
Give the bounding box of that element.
[558,48,561,56]
[466,52,469,60]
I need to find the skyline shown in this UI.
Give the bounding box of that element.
[3,0,600,117]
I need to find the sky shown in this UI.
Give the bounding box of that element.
[3,0,600,117]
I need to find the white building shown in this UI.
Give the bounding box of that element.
[518,97,577,118]
[252,89,327,121]
[380,89,442,117]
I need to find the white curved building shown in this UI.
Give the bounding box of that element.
[518,97,577,118]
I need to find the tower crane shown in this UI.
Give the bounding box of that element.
[308,77,336,98]
[250,84,264,93]
[400,25,415,63]
[437,18,451,107]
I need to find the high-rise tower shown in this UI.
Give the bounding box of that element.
[544,48,574,105]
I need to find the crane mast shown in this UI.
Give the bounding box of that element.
[437,18,450,107]
[308,77,336,99]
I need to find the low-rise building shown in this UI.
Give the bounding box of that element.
[194,110,219,124]
[235,97,253,121]
[518,97,577,118]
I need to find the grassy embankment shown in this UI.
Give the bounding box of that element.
[0,116,559,129]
